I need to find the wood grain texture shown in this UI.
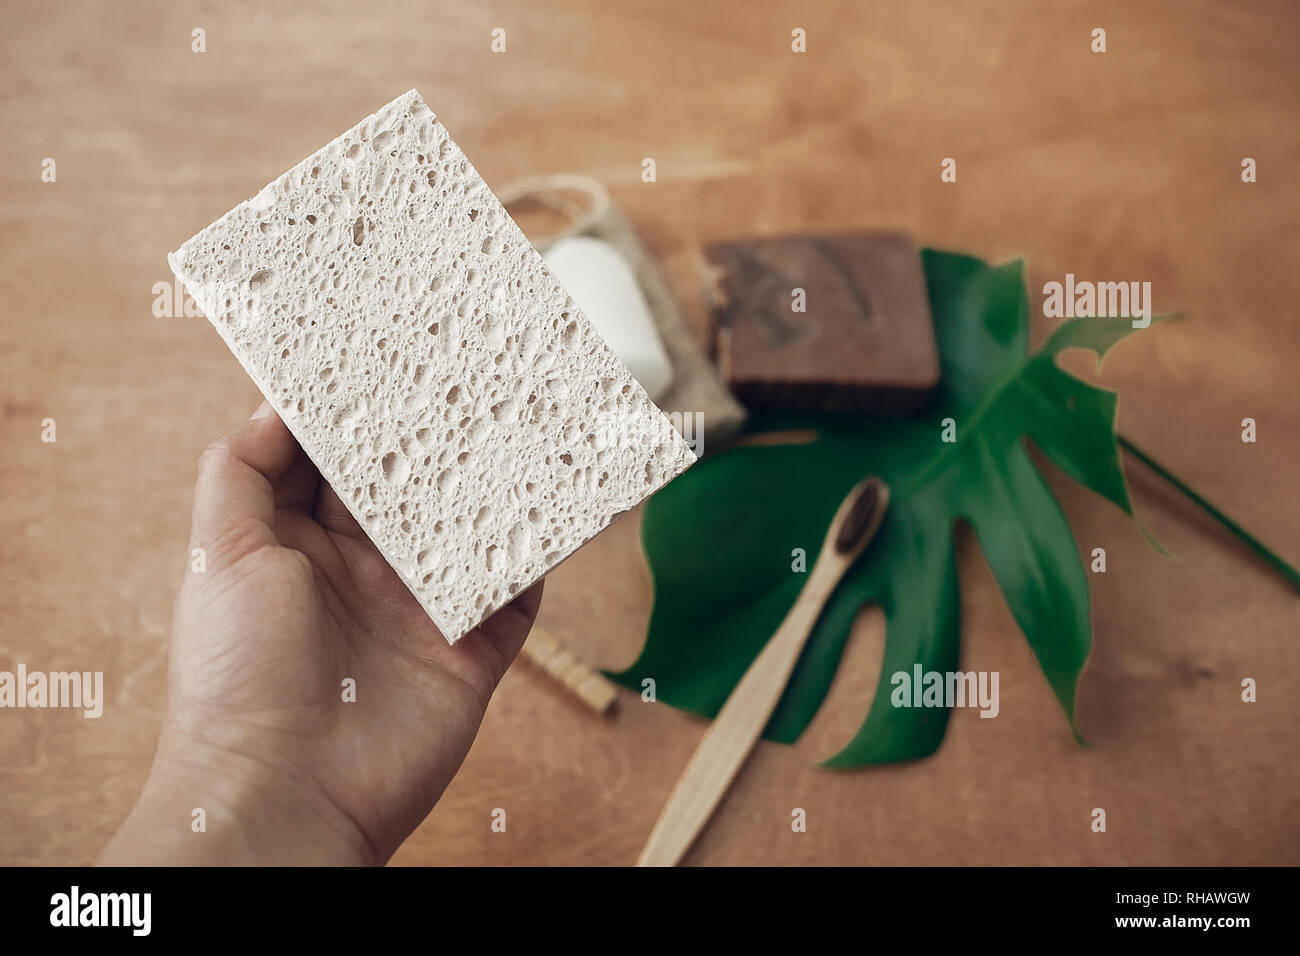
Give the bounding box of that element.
[1,0,1297,866]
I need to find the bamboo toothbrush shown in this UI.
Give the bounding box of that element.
[520,627,619,714]
[636,476,890,866]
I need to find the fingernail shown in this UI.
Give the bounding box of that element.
[250,400,276,420]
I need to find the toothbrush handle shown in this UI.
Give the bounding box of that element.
[636,560,842,867]
[520,628,619,714]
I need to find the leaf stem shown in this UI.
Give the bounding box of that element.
[1118,433,1300,593]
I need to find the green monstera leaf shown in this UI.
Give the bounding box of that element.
[611,249,1173,767]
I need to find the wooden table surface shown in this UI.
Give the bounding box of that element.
[2,0,1297,866]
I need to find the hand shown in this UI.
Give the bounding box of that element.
[100,402,542,865]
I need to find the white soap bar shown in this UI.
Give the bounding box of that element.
[542,237,674,401]
[169,90,696,644]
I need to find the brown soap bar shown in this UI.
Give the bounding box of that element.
[705,232,940,415]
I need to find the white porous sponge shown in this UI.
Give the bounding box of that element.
[169,90,696,644]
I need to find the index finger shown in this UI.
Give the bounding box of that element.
[189,400,302,560]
